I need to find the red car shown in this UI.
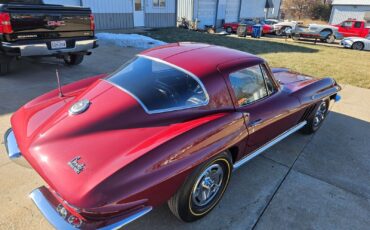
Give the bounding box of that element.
[333,20,370,38]
[223,19,274,35]
[5,43,341,229]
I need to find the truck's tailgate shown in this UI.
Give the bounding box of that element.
[2,4,93,42]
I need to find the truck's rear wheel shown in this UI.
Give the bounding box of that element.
[0,62,10,75]
[64,54,84,66]
[168,152,232,222]
[0,56,13,76]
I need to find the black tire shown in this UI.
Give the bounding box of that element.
[301,99,330,134]
[226,27,233,33]
[0,62,10,75]
[352,41,364,51]
[168,152,232,222]
[64,54,84,66]
[291,33,300,41]
[275,29,283,36]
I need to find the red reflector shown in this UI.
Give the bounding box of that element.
[90,14,95,31]
[0,13,13,34]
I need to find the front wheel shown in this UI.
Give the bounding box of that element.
[301,99,330,134]
[64,54,84,66]
[352,42,364,50]
[225,27,233,33]
[168,152,232,222]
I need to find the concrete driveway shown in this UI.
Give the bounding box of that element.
[0,44,369,230]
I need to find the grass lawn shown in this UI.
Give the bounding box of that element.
[144,28,370,89]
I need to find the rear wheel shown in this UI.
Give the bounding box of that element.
[168,152,232,222]
[275,28,283,36]
[325,34,336,44]
[292,33,300,41]
[0,62,10,75]
[301,99,330,134]
[64,54,84,66]
[352,42,364,50]
[0,56,13,76]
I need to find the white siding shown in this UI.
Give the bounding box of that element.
[43,0,80,6]
[145,0,176,13]
[195,0,218,28]
[81,0,132,13]
[239,0,266,19]
[217,0,227,21]
[177,0,194,20]
[329,5,370,24]
[225,0,240,22]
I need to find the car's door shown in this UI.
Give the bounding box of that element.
[353,21,363,37]
[339,21,354,37]
[225,64,302,151]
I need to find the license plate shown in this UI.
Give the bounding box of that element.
[51,40,67,49]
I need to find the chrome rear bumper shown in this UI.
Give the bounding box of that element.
[1,38,97,57]
[30,187,152,230]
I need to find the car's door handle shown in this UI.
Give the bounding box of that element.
[249,119,263,127]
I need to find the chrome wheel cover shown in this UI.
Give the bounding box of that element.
[313,101,328,127]
[191,164,224,207]
[353,42,363,50]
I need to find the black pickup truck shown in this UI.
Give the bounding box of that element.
[0,0,98,74]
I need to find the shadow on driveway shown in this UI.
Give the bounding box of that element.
[126,112,370,230]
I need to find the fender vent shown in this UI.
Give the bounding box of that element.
[300,104,316,122]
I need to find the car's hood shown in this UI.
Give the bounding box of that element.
[272,68,318,91]
[11,79,216,208]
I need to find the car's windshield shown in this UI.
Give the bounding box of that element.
[106,56,209,114]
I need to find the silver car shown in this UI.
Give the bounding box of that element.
[340,35,370,51]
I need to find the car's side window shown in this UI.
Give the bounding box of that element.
[260,65,276,95]
[229,65,268,106]
[342,21,353,27]
[354,22,362,28]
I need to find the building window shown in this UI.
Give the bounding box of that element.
[153,0,166,7]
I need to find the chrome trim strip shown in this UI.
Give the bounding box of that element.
[104,54,210,115]
[4,129,31,168]
[2,39,97,56]
[233,121,307,170]
[30,187,152,230]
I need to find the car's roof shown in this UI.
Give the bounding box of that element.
[140,42,264,78]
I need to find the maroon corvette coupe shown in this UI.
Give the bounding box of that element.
[4,43,341,229]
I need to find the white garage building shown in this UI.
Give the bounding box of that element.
[44,0,177,29]
[177,0,282,29]
[329,0,370,24]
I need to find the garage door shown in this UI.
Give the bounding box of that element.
[225,0,240,23]
[43,0,80,6]
[197,0,217,29]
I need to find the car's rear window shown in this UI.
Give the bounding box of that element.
[106,56,209,114]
